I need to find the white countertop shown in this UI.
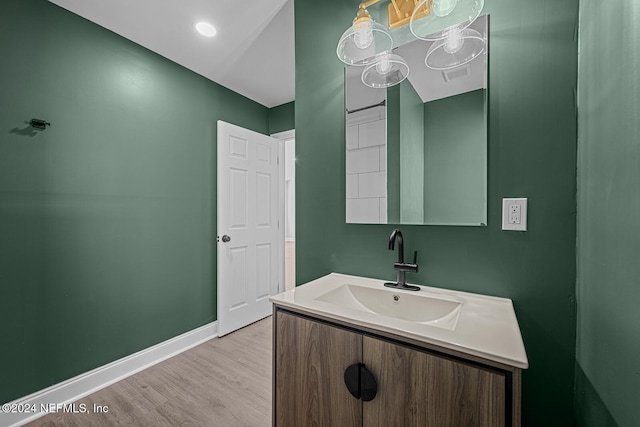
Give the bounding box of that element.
[270,273,529,369]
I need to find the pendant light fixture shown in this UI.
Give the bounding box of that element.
[424,24,485,70]
[336,3,393,66]
[337,0,485,88]
[410,0,484,41]
[361,51,410,88]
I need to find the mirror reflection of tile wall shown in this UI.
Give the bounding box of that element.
[346,103,387,224]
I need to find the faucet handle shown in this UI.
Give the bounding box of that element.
[393,262,418,273]
[413,250,418,265]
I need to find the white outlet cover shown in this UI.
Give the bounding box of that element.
[502,198,527,231]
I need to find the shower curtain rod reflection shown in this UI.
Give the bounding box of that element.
[346,99,386,114]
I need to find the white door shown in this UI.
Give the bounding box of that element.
[217,121,280,336]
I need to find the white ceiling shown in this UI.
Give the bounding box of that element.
[48,0,295,108]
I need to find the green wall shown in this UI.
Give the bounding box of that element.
[399,80,425,224]
[424,89,487,225]
[295,0,578,424]
[386,81,425,223]
[386,85,401,223]
[0,0,269,404]
[269,101,295,135]
[575,0,640,426]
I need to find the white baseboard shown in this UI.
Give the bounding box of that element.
[0,321,218,427]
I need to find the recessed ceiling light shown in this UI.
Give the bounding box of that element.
[195,22,217,37]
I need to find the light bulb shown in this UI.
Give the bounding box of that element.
[353,20,373,49]
[375,57,392,75]
[433,0,459,17]
[443,26,464,53]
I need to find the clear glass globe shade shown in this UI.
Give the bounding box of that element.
[336,19,393,66]
[361,52,409,88]
[425,28,485,70]
[433,0,459,17]
[410,0,484,42]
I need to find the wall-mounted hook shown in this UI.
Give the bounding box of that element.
[29,119,51,130]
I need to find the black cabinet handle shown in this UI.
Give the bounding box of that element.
[360,364,377,402]
[344,363,377,402]
[344,364,361,399]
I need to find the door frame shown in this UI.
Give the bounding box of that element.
[270,129,295,294]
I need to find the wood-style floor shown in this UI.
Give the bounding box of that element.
[27,317,272,427]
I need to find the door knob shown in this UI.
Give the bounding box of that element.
[221,235,231,242]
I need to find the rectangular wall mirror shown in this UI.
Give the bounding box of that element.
[345,15,488,226]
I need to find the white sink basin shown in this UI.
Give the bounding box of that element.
[270,273,529,369]
[314,284,462,330]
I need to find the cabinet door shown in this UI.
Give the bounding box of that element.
[363,336,506,427]
[274,311,362,427]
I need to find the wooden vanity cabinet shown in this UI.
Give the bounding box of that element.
[274,307,521,427]
[363,337,506,426]
[274,307,362,427]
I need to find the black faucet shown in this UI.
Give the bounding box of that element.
[384,229,420,291]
